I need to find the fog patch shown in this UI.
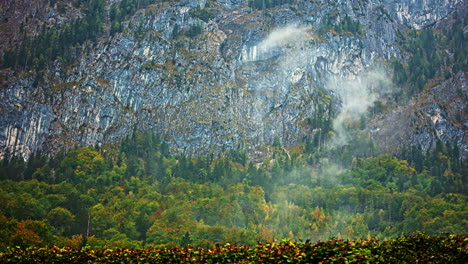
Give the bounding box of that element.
[259,25,309,50]
[326,70,392,146]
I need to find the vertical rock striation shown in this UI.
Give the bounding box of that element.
[0,0,465,160]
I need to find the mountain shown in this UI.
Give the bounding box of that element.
[0,0,466,161]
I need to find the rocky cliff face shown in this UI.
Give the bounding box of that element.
[0,0,82,54]
[0,0,465,160]
[370,72,467,160]
[385,0,462,29]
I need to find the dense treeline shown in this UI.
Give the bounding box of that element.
[401,142,466,194]
[0,130,466,250]
[393,12,467,97]
[2,0,106,70]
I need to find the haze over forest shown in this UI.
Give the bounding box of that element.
[0,0,466,251]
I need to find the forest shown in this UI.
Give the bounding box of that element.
[0,129,466,250]
[0,0,466,258]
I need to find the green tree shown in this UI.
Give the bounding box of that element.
[47,207,75,236]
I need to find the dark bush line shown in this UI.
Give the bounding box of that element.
[1,233,466,264]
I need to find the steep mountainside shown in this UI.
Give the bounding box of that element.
[0,0,82,53]
[0,0,466,160]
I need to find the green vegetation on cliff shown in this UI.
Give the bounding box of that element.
[0,0,166,70]
[393,12,467,98]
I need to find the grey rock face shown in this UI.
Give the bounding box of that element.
[215,0,247,9]
[0,0,465,160]
[371,72,467,160]
[384,0,462,29]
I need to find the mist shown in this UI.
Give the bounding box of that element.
[241,24,310,62]
[326,70,392,146]
[246,23,393,149]
[258,25,309,50]
[0,0,465,253]
[247,24,395,241]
